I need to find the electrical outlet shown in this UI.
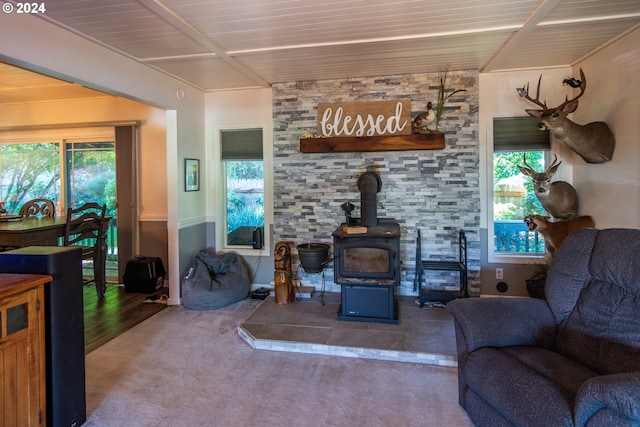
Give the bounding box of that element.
[496,268,503,280]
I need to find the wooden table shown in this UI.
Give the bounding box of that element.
[0,215,111,298]
[0,216,66,249]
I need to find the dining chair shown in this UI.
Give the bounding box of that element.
[18,198,56,218]
[63,202,108,299]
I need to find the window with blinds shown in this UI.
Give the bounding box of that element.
[493,116,550,152]
[492,117,549,255]
[221,129,265,248]
[221,129,263,160]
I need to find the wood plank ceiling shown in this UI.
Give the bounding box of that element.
[1,0,639,102]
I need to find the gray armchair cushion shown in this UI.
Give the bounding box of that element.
[447,297,556,352]
[464,346,597,427]
[544,228,598,321]
[574,373,640,426]
[553,229,640,374]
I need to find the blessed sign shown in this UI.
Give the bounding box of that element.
[317,99,412,137]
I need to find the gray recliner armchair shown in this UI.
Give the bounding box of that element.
[447,228,640,427]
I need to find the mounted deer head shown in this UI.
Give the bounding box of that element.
[518,153,578,219]
[517,69,615,163]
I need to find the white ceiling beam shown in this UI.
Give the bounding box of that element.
[137,0,272,87]
[481,0,564,72]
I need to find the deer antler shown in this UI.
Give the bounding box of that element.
[518,75,548,111]
[522,153,534,172]
[545,153,560,174]
[557,68,587,111]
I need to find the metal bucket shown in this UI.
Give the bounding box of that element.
[296,243,330,273]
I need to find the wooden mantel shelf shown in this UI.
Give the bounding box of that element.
[299,132,445,153]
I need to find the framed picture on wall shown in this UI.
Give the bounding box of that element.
[185,158,200,191]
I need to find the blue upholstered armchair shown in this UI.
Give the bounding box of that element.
[447,228,640,427]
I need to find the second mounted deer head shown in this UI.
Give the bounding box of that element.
[517,69,615,164]
[518,153,578,220]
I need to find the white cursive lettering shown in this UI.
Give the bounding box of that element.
[319,101,409,137]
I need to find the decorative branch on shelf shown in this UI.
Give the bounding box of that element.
[435,65,467,132]
[411,66,466,133]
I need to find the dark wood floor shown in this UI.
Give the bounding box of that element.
[83,283,168,353]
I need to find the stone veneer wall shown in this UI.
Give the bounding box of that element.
[272,71,480,296]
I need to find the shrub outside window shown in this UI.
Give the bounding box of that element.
[224,160,264,246]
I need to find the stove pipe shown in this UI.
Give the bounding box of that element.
[357,172,382,228]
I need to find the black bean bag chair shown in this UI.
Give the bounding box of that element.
[182,249,250,310]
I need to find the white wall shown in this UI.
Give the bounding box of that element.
[204,89,275,284]
[204,88,273,232]
[479,30,640,233]
[478,29,640,296]
[0,12,207,304]
[572,28,640,229]
[479,67,570,295]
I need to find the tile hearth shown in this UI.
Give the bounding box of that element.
[238,292,457,366]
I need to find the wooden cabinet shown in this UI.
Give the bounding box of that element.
[0,273,51,427]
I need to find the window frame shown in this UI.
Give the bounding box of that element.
[485,113,550,264]
[214,124,273,257]
[222,159,264,248]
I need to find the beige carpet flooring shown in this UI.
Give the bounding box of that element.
[83,298,473,427]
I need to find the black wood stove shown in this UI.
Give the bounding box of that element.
[332,172,400,324]
[333,220,400,323]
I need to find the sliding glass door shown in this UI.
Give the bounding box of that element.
[66,140,118,279]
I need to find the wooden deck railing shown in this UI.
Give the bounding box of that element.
[495,220,545,253]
